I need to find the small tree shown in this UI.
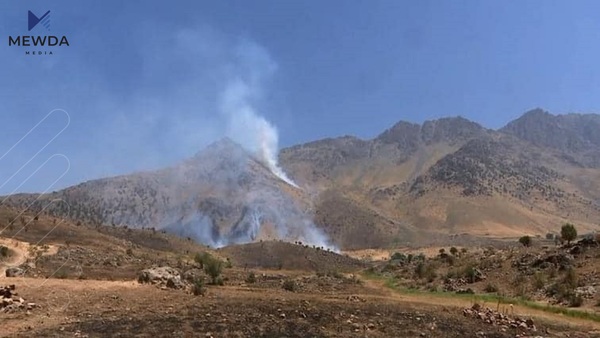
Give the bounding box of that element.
[194,252,212,269]
[519,235,532,247]
[561,223,577,245]
[449,247,458,256]
[204,257,223,285]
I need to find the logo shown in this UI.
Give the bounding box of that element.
[28,10,51,31]
[8,10,69,56]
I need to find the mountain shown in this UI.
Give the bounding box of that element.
[500,108,600,167]
[2,138,329,248]
[3,110,600,249]
[280,111,600,245]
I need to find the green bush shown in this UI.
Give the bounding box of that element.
[245,272,257,284]
[569,294,584,307]
[464,266,477,283]
[282,279,296,292]
[390,252,406,261]
[194,252,213,269]
[561,223,577,245]
[484,283,498,293]
[415,262,437,282]
[192,277,206,296]
[519,235,532,247]
[204,257,223,285]
[563,267,578,289]
[0,246,9,258]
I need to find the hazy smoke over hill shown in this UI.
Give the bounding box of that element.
[161,35,330,248]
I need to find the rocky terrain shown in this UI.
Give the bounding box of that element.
[1,207,600,337]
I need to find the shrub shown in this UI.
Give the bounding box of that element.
[192,277,206,296]
[532,271,546,290]
[519,235,532,247]
[0,246,9,258]
[328,270,343,279]
[55,269,68,279]
[194,252,213,269]
[444,254,456,266]
[204,257,223,285]
[390,252,406,261]
[415,262,437,282]
[449,247,458,256]
[563,267,578,289]
[126,248,133,256]
[282,279,296,292]
[460,248,468,255]
[464,266,477,283]
[484,283,499,293]
[561,223,577,245]
[245,272,257,284]
[569,294,584,307]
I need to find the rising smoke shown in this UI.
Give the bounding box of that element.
[219,42,299,188]
[162,37,333,250]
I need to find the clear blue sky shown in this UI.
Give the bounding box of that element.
[1,0,600,193]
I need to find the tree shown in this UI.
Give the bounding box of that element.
[519,235,532,247]
[561,223,577,245]
[449,247,458,256]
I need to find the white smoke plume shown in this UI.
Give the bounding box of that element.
[219,42,299,188]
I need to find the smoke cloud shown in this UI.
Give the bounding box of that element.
[152,32,331,249]
[219,43,298,188]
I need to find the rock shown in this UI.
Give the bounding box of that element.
[182,268,203,283]
[138,267,184,289]
[570,245,583,255]
[575,286,596,299]
[5,267,24,278]
[280,313,286,319]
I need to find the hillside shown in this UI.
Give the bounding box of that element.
[3,109,600,249]
[1,138,331,249]
[280,110,600,246]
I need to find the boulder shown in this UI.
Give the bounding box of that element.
[575,286,596,299]
[182,268,204,283]
[5,267,24,278]
[138,266,184,289]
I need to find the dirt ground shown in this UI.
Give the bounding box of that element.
[2,210,600,337]
[1,271,598,338]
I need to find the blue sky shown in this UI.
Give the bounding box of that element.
[1,0,600,193]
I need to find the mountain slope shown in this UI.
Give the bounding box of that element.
[501,108,600,167]
[4,110,600,249]
[280,113,600,244]
[2,138,331,248]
